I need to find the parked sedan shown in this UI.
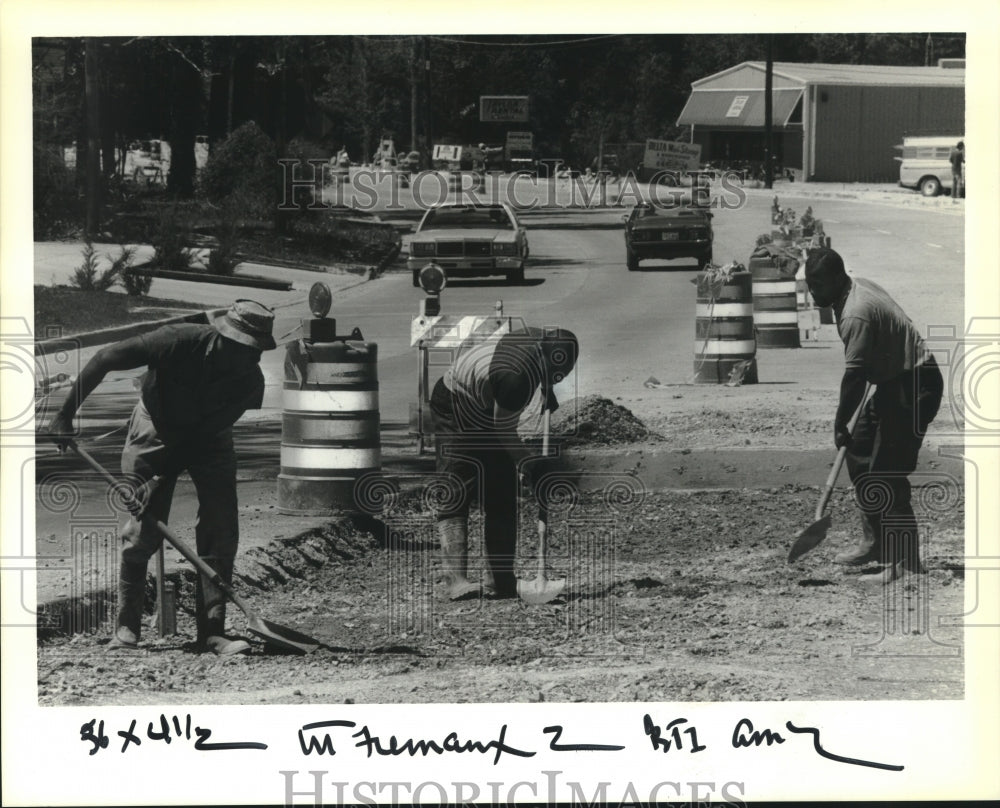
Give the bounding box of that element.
[624,201,713,271]
[407,202,528,285]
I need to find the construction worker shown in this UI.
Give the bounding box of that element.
[429,326,578,600]
[46,300,277,654]
[804,249,943,584]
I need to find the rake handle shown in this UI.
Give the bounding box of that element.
[67,439,254,615]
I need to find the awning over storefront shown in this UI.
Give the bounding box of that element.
[677,87,803,128]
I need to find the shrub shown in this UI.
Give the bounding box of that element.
[198,121,277,221]
[206,215,242,276]
[117,238,153,297]
[122,268,153,297]
[70,242,119,291]
[151,206,196,272]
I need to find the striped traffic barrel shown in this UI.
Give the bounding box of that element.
[796,278,811,310]
[694,269,758,384]
[748,255,801,349]
[277,338,380,515]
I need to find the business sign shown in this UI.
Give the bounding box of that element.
[726,95,750,118]
[433,144,463,162]
[505,131,533,151]
[643,139,703,172]
[480,95,530,123]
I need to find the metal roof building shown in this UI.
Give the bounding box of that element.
[676,61,965,182]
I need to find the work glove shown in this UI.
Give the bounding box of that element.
[834,424,852,450]
[125,476,162,520]
[45,414,75,453]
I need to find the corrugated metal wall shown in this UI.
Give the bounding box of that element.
[812,86,964,181]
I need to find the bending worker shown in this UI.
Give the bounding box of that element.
[430,326,579,599]
[804,249,943,584]
[47,300,277,654]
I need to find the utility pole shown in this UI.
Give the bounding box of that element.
[423,36,432,168]
[84,37,101,238]
[410,37,418,155]
[764,34,774,190]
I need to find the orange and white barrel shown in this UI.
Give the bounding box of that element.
[748,256,801,349]
[694,270,758,384]
[277,339,380,515]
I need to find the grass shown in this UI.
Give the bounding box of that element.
[34,285,214,340]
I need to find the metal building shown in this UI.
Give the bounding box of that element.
[676,61,965,182]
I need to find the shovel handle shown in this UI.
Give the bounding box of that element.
[67,440,255,615]
[814,445,848,521]
[535,408,551,575]
[813,383,872,521]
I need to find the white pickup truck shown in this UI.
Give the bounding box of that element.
[895,135,964,197]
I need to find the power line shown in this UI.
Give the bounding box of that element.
[429,34,623,48]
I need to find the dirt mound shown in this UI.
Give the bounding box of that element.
[551,395,660,445]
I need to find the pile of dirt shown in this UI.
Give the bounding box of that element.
[551,395,661,445]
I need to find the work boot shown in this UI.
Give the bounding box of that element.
[198,604,250,656]
[859,560,925,587]
[437,517,481,600]
[196,557,250,656]
[203,634,251,656]
[110,560,147,649]
[886,522,927,575]
[481,568,517,600]
[835,514,881,566]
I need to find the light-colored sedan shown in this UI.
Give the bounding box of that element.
[407,202,528,286]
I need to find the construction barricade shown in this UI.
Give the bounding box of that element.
[693,264,758,384]
[278,318,380,515]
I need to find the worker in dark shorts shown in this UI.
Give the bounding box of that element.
[47,300,277,653]
[804,249,943,584]
[429,326,578,600]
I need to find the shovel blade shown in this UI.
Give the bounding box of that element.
[788,513,832,563]
[247,614,320,655]
[517,576,566,605]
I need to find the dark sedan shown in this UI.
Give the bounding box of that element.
[624,202,713,271]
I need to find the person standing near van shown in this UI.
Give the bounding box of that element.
[949,140,964,201]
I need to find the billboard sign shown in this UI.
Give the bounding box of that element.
[480,95,530,123]
[643,139,702,172]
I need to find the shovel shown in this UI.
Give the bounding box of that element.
[517,408,566,604]
[788,384,872,563]
[66,439,320,654]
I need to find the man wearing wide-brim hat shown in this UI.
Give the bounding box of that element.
[47,300,277,655]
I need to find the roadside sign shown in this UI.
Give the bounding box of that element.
[433,144,463,161]
[480,95,530,123]
[506,131,533,151]
[643,139,702,172]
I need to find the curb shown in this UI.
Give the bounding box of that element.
[126,265,293,291]
[31,277,375,357]
[34,309,218,357]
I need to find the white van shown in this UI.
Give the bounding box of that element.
[895,135,964,197]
